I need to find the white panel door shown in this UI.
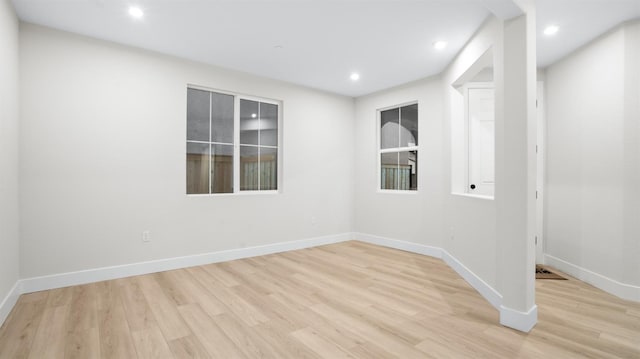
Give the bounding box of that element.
[468,87,495,196]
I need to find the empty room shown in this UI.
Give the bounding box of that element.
[1,0,639,357]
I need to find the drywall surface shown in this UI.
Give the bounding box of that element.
[546,22,640,287]
[0,0,20,303]
[625,21,640,286]
[19,23,355,278]
[496,11,537,316]
[353,77,445,247]
[442,18,501,289]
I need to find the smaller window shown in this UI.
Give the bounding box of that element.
[378,103,418,191]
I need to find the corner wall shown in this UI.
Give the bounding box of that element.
[545,21,640,298]
[19,23,355,279]
[443,10,538,331]
[442,17,502,290]
[0,0,21,322]
[353,77,445,249]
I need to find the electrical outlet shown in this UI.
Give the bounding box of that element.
[311,216,318,226]
[449,226,455,240]
[142,230,151,243]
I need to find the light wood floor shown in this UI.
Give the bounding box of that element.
[0,241,639,358]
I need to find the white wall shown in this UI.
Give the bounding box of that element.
[443,18,502,289]
[19,24,355,278]
[0,0,20,306]
[624,22,640,288]
[353,77,445,247]
[355,14,539,330]
[546,21,640,288]
[443,12,538,329]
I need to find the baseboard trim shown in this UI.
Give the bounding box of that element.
[354,232,443,258]
[544,254,640,302]
[4,231,539,333]
[20,232,352,294]
[441,250,503,310]
[0,281,22,327]
[500,304,538,332]
[353,232,502,311]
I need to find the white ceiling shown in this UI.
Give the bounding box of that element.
[11,0,640,97]
[537,0,640,68]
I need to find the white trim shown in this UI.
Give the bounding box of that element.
[544,254,640,302]
[379,146,419,153]
[187,86,282,195]
[233,95,240,193]
[208,92,213,193]
[464,82,495,197]
[2,232,545,333]
[353,232,503,310]
[377,101,420,192]
[535,81,546,264]
[187,190,279,197]
[20,233,351,295]
[377,189,419,195]
[186,140,234,145]
[0,281,22,328]
[377,100,419,112]
[235,144,278,149]
[186,84,280,105]
[441,249,503,309]
[500,304,538,332]
[450,192,494,201]
[354,232,442,258]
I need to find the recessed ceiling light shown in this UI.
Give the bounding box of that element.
[544,25,559,36]
[128,6,144,19]
[251,113,257,118]
[433,41,447,50]
[350,73,360,81]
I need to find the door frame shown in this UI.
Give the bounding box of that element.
[463,82,495,196]
[536,81,546,264]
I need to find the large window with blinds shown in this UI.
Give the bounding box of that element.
[186,87,280,195]
[378,102,418,191]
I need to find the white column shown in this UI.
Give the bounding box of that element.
[495,0,538,332]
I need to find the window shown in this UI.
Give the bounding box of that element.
[378,103,418,191]
[186,87,280,194]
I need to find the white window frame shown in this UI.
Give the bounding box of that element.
[376,101,419,193]
[186,85,283,196]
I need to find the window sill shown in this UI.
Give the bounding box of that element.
[377,190,419,195]
[187,190,279,197]
[451,192,494,201]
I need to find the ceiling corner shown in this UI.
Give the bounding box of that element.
[477,0,524,19]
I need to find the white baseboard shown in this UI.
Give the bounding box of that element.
[3,231,538,333]
[353,232,502,311]
[0,233,351,328]
[354,232,443,258]
[500,304,538,332]
[544,254,640,302]
[20,233,352,294]
[0,281,22,327]
[441,250,503,310]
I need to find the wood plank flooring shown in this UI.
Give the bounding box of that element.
[0,241,638,358]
